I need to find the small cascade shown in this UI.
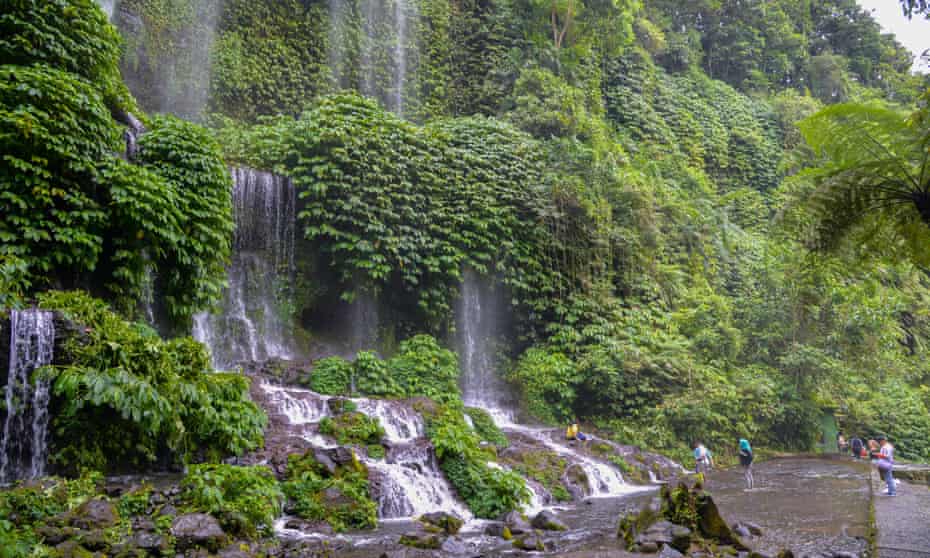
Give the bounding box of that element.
[0,310,55,483]
[193,168,298,368]
[455,269,515,415]
[257,383,469,521]
[123,112,145,160]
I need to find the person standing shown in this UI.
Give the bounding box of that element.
[738,438,754,489]
[877,435,896,496]
[850,437,863,459]
[693,441,713,476]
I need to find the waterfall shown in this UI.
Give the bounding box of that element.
[96,0,116,20]
[258,383,470,521]
[349,287,379,354]
[0,310,55,483]
[455,269,515,415]
[193,168,298,369]
[122,112,145,160]
[330,0,418,116]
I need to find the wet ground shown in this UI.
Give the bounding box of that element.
[873,470,930,558]
[708,456,871,557]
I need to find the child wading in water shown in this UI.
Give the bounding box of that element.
[738,438,754,489]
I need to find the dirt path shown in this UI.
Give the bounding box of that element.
[873,469,930,558]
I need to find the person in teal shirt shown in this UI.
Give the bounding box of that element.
[738,438,754,489]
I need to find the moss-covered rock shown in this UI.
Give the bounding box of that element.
[419,511,464,535]
[318,412,385,446]
[399,530,444,549]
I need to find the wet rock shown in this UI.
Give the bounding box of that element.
[484,521,512,539]
[218,543,253,558]
[512,533,545,551]
[440,536,469,555]
[696,492,747,549]
[54,540,91,558]
[419,511,464,535]
[744,521,764,536]
[134,532,169,552]
[313,447,355,475]
[563,463,591,499]
[635,541,660,553]
[670,525,692,552]
[71,499,119,530]
[733,525,752,538]
[379,552,409,558]
[659,543,685,558]
[157,504,178,519]
[36,525,74,545]
[171,513,227,551]
[132,516,156,532]
[79,530,109,551]
[283,517,333,534]
[398,530,443,549]
[831,553,857,558]
[501,510,532,535]
[327,398,354,415]
[531,510,567,531]
[748,552,776,558]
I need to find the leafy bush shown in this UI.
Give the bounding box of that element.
[181,464,284,538]
[38,291,266,471]
[419,404,528,518]
[508,348,579,425]
[319,413,385,446]
[465,407,509,448]
[389,335,462,404]
[306,357,353,395]
[282,451,377,532]
[354,351,403,397]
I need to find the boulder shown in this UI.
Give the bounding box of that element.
[131,516,156,533]
[696,493,747,549]
[659,543,685,558]
[440,536,469,555]
[635,541,660,553]
[313,447,356,476]
[398,530,443,549]
[562,463,591,499]
[670,525,692,552]
[744,521,764,536]
[36,525,75,545]
[133,532,169,553]
[531,510,567,531]
[501,510,532,535]
[512,533,545,551]
[484,521,512,539]
[419,511,464,535]
[78,530,109,551]
[171,513,228,551]
[70,499,119,530]
[734,524,752,538]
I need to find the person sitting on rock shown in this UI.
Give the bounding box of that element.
[566,420,589,443]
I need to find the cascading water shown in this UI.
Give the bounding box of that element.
[96,0,116,20]
[258,383,471,521]
[455,269,515,414]
[349,287,379,354]
[0,310,55,483]
[193,167,298,369]
[329,0,418,116]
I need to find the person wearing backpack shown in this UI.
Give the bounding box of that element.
[693,441,713,476]
[738,438,754,489]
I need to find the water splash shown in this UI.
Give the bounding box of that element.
[193,168,298,369]
[257,383,469,521]
[0,310,55,483]
[455,269,515,414]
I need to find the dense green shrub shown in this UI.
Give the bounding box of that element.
[419,404,528,518]
[38,291,266,471]
[465,407,509,448]
[319,413,385,446]
[306,357,353,395]
[181,464,284,538]
[282,451,377,532]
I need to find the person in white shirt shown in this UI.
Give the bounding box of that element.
[877,435,895,496]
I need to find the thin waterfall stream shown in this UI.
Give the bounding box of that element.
[0,310,55,484]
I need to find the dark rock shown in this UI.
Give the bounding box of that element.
[398,530,443,549]
[54,540,91,558]
[379,551,408,558]
[419,511,464,535]
[777,551,795,558]
[36,525,74,545]
[484,521,512,539]
[218,543,252,558]
[440,536,469,555]
[134,532,168,552]
[313,447,355,476]
[636,541,660,553]
[670,525,691,552]
[531,510,567,531]
[563,463,591,499]
[501,510,532,535]
[171,513,227,551]
[327,398,354,415]
[149,492,167,506]
[71,499,119,530]
[744,521,764,536]
[158,504,178,519]
[832,553,857,558]
[132,516,156,533]
[696,493,747,550]
[749,553,776,558]
[78,529,109,551]
[659,543,685,558]
[512,533,545,551]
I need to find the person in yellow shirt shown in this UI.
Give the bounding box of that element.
[566,420,589,443]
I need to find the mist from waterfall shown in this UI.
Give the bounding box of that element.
[454,269,516,415]
[329,0,418,116]
[193,167,298,369]
[114,0,220,121]
[0,310,55,483]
